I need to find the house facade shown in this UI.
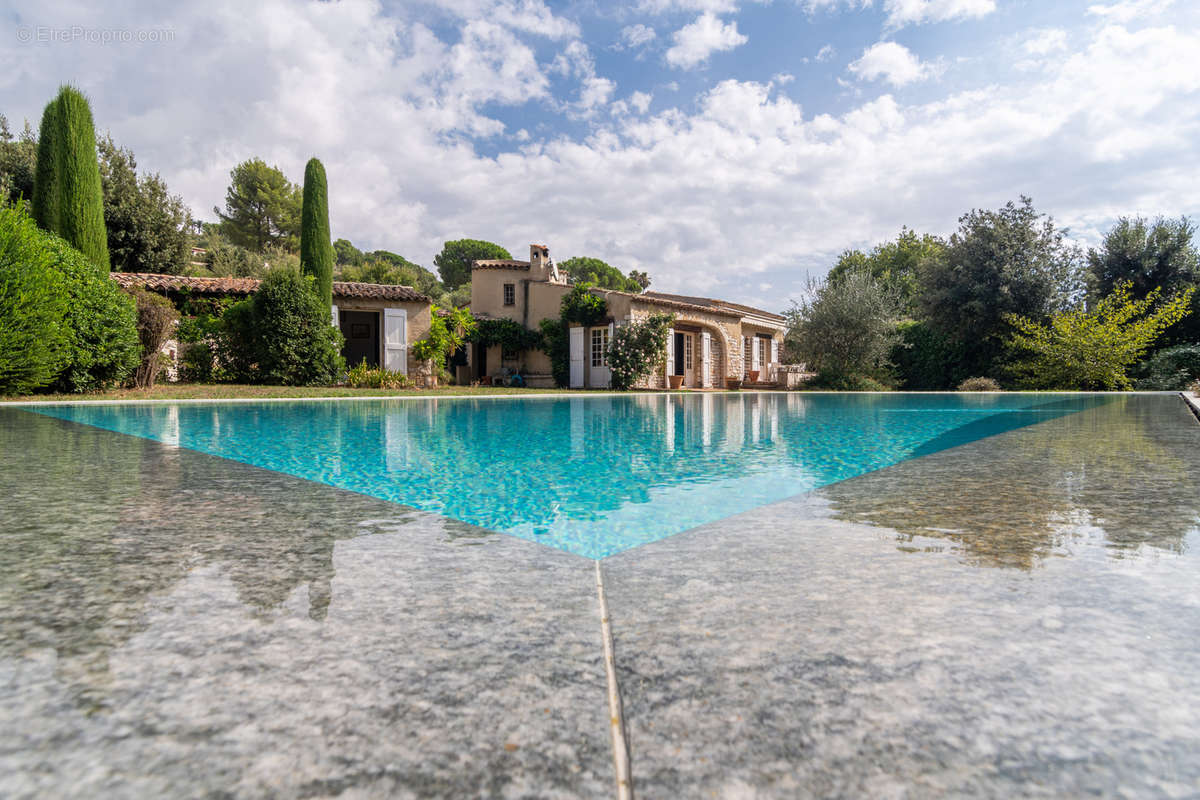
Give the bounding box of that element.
[111,273,432,379]
[469,245,787,389]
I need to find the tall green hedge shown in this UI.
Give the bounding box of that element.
[0,207,70,394]
[45,234,138,392]
[221,268,344,385]
[300,157,333,312]
[0,207,138,395]
[30,86,109,272]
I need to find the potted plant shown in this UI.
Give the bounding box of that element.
[747,370,760,383]
[668,375,684,390]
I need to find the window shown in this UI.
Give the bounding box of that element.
[684,333,694,370]
[591,327,608,368]
[503,283,515,306]
[757,336,767,366]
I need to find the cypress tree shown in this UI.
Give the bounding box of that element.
[31,98,61,234]
[30,86,109,272]
[300,157,333,312]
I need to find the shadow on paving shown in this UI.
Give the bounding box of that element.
[0,409,609,800]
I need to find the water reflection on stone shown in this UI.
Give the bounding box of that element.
[822,394,1200,569]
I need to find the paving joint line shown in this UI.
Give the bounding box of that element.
[595,560,632,800]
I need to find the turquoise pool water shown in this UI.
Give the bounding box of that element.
[27,393,1111,558]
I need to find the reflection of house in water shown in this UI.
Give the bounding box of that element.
[468,244,788,388]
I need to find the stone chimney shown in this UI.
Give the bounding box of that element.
[529,243,564,284]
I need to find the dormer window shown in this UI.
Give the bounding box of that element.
[503,283,515,306]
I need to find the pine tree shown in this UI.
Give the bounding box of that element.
[300,157,333,312]
[30,86,109,271]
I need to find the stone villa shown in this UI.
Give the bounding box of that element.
[469,244,787,389]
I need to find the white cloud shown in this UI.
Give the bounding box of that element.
[881,0,995,27]
[665,12,748,69]
[798,0,994,28]
[550,40,616,116]
[816,44,837,62]
[619,24,657,49]
[5,1,1200,311]
[636,0,740,12]
[630,91,653,113]
[848,41,935,86]
[1087,0,1176,23]
[1023,28,1069,56]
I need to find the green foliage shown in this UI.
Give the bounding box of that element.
[219,268,344,385]
[957,377,1001,392]
[299,158,334,312]
[412,305,476,375]
[345,360,410,389]
[0,206,69,394]
[337,250,445,300]
[539,318,569,388]
[201,231,262,277]
[806,370,892,391]
[606,313,674,390]
[1006,281,1195,390]
[786,271,900,383]
[31,86,110,271]
[334,238,363,266]
[917,197,1083,378]
[0,115,37,209]
[129,288,179,389]
[433,238,510,289]
[470,318,543,359]
[31,99,61,236]
[890,319,967,389]
[827,228,944,314]
[214,158,301,252]
[628,270,651,291]
[1088,216,1200,347]
[1131,344,1200,390]
[45,235,139,391]
[559,256,644,293]
[560,283,608,326]
[97,134,193,274]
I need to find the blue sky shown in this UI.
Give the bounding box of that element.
[4,0,1199,311]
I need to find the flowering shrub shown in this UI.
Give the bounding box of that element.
[606,313,674,390]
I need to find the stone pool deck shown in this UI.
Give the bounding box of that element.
[2,395,1199,798]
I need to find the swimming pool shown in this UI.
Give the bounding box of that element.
[26,393,1113,558]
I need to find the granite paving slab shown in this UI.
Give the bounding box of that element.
[0,409,611,799]
[602,394,1200,798]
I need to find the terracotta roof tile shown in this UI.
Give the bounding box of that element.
[471,259,531,270]
[110,272,429,303]
[642,291,785,322]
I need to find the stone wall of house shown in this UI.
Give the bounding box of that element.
[627,305,743,389]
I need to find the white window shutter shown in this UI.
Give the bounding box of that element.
[771,338,778,365]
[331,304,339,328]
[384,308,407,374]
[751,337,760,371]
[700,331,711,388]
[569,326,585,388]
[666,328,675,377]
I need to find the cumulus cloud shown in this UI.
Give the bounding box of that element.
[815,44,837,62]
[1023,28,1069,56]
[848,41,935,86]
[1087,0,1176,23]
[799,0,994,28]
[619,23,657,49]
[4,1,1200,311]
[665,12,749,69]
